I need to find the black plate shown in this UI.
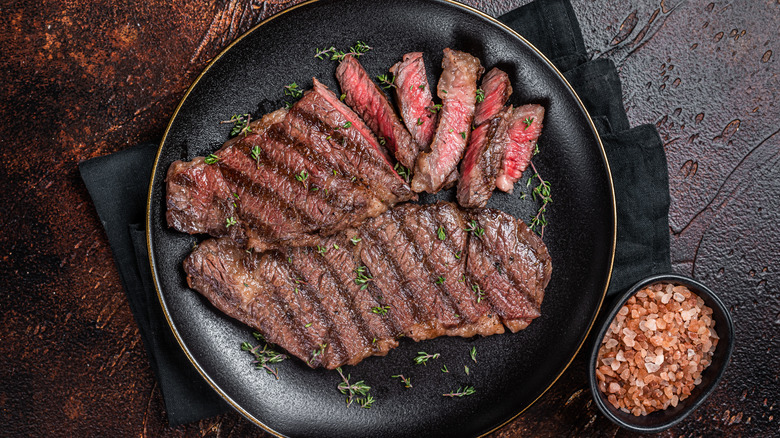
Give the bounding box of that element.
[147,0,615,436]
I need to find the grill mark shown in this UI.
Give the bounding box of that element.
[420,206,479,322]
[359,224,426,330]
[466,217,540,321]
[390,208,460,326]
[312,247,380,352]
[319,238,401,340]
[280,113,380,210]
[290,106,403,201]
[239,132,337,214]
[219,164,317,232]
[255,253,318,359]
[276,251,349,367]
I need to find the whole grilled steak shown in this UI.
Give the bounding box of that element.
[495,104,545,193]
[166,79,414,251]
[389,52,437,151]
[337,55,418,169]
[412,49,483,193]
[184,202,551,369]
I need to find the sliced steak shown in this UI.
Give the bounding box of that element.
[412,49,483,193]
[389,52,437,151]
[184,202,551,369]
[457,109,510,208]
[166,80,415,250]
[495,104,545,193]
[337,55,418,169]
[473,67,512,126]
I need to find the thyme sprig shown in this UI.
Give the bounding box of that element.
[475,88,485,103]
[309,343,327,365]
[284,82,303,98]
[392,374,413,388]
[354,265,373,290]
[465,220,485,238]
[241,332,287,379]
[336,367,374,408]
[414,351,440,366]
[527,161,552,238]
[377,73,395,89]
[250,145,262,168]
[371,305,390,315]
[350,236,362,245]
[394,163,411,183]
[314,41,373,61]
[443,386,476,398]
[226,216,237,228]
[221,113,253,137]
[523,117,535,129]
[437,226,446,241]
[204,154,221,164]
[428,103,443,113]
[295,169,309,183]
[471,283,485,303]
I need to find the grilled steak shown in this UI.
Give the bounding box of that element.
[389,52,437,151]
[166,80,415,251]
[337,55,418,169]
[412,49,483,193]
[457,67,516,207]
[457,109,510,208]
[184,202,551,369]
[495,104,545,193]
[473,67,512,126]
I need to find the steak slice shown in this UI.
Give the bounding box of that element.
[166,80,415,250]
[184,202,551,369]
[412,49,483,193]
[337,55,418,169]
[495,104,545,193]
[389,52,437,151]
[456,109,510,208]
[473,67,512,126]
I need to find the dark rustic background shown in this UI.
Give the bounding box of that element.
[1,0,777,436]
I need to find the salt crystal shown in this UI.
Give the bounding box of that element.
[645,362,661,373]
[654,353,665,366]
[639,320,648,331]
[611,360,621,371]
[623,328,636,339]
[609,382,620,393]
[606,338,619,349]
[602,357,615,367]
[687,349,695,359]
[624,337,635,348]
[661,293,672,304]
[673,292,685,302]
[646,318,657,331]
[616,350,626,362]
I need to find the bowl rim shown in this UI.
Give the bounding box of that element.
[588,272,735,433]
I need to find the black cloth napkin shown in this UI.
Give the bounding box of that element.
[79,0,670,425]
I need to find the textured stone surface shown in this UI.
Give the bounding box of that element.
[0,0,777,436]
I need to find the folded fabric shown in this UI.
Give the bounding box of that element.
[79,0,670,425]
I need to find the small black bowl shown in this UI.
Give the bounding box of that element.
[588,273,734,433]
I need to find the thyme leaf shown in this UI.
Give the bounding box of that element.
[437,226,446,241]
[204,154,221,164]
[284,82,303,98]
